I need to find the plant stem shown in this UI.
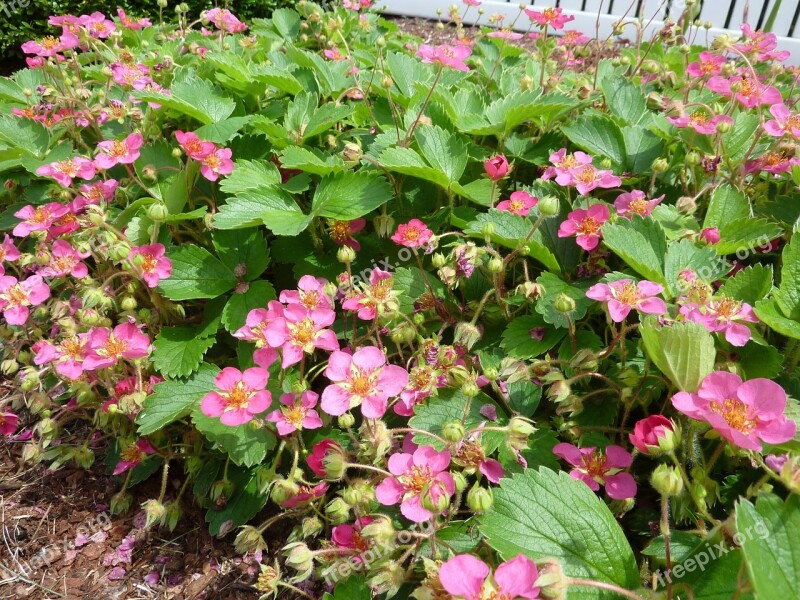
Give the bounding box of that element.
[661,494,673,600]
[567,578,645,599]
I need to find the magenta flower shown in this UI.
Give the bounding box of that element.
[672,371,796,451]
[586,279,667,322]
[391,219,433,248]
[94,133,143,169]
[328,219,366,250]
[281,482,328,508]
[81,11,117,39]
[113,439,157,475]
[0,235,20,263]
[629,415,679,455]
[567,164,621,195]
[488,30,523,40]
[280,275,334,319]
[484,154,509,180]
[342,267,398,320]
[416,44,472,72]
[36,157,96,187]
[699,227,721,244]
[737,24,779,56]
[525,6,574,30]
[267,391,323,436]
[307,438,346,479]
[117,8,152,30]
[331,517,375,562]
[553,443,637,499]
[745,150,800,175]
[233,301,285,347]
[706,75,782,109]
[557,203,610,251]
[78,179,118,205]
[764,104,800,138]
[0,275,50,325]
[111,62,151,89]
[559,30,591,46]
[542,148,593,182]
[83,323,151,370]
[681,297,758,346]
[200,148,234,182]
[202,8,248,33]
[129,244,172,288]
[375,446,455,522]
[614,190,663,218]
[21,31,79,57]
[497,191,538,216]
[453,436,504,483]
[439,554,540,600]
[0,412,20,436]
[175,131,215,161]
[667,110,733,135]
[321,346,409,418]
[39,240,90,279]
[33,334,90,380]
[201,367,272,426]
[687,51,726,78]
[265,304,339,368]
[12,203,69,237]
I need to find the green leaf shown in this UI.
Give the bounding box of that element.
[213,228,270,280]
[755,299,800,339]
[392,266,446,314]
[664,239,728,298]
[311,171,393,220]
[378,146,451,188]
[215,186,310,235]
[501,315,565,359]
[506,380,542,417]
[415,126,467,184]
[561,114,626,171]
[205,466,267,536]
[736,493,800,599]
[737,343,783,379]
[622,126,664,173]
[386,51,432,99]
[194,116,252,144]
[325,576,372,600]
[304,104,353,140]
[136,363,220,435]
[703,184,750,229]
[535,272,592,329]
[479,468,639,597]
[603,75,648,125]
[222,280,277,333]
[218,160,281,195]
[270,8,301,39]
[724,112,761,160]
[714,218,782,256]
[152,326,216,379]
[409,389,497,450]
[601,215,667,284]
[278,146,346,176]
[659,540,753,600]
[134,71,235,124]
[192,405,276,467]
[640,317,716,392]
[641,531,702,562]
[158,245,236,301]
[252,65,303,95]
[775,233,800,319]
[719,265,773,305]
[0,116,49,158]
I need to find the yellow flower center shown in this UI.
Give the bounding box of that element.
[709,398,756,433]
[584,451,607,479]
[31,207,50,223]
[283,405,306,428]
[110,140,127,157]
[455,440,485,469]
[330,220,352,245]
[577,216,599,236]
[714,297,741,319]
[60,337,84,358]
[615,282,639,306]
[41,36,60,49]
[349,372,373,397]
[628,198,649,215]
[289,319,317,348]
[399,465,431,494]
[690,111,709,125]
[120,444,143,463]
[99,335,128,358]
[575,166,597,184]
[6,285,27,305]
[224,381,251,409]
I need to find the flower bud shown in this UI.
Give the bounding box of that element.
[699,227,720,244]
[535,558,567,600]
[442,421,465,442]
[110,491,134,515]
[452,471,468,493]
[234,525,268,554]
[210,479,235,506]
[454,321,482,350]
[338,412,355,428]
[651,464,683,497]
[142,499,166,528]
[481,222,495,238]
[369,562,405,596]
[461,379,479,398]
[108,243,131,261]
[432,252,447,268]
[374,212,394,238]
[652,158,670,173]
[686,151,701,166]
[301,516,323,538]
[420,481,451,514]
[255,565,280,594]
[361,516,396,546]
[146,203,169,221]
[484,154,509,181]
[1,359,19,376]
[716,118,732,133]
[157,0,168,7]
[325,497,351,524]
[487,257,504,273]
[337,245,356,263]
[629,416,680,457]
[271,478,300,506]
[467,485,494,513]
[284,542,314,582]
[120,296,138,311]
[553,294,576,313]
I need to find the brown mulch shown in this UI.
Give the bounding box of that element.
[391,16,541,51]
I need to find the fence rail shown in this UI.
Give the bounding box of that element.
[381,0,800,63]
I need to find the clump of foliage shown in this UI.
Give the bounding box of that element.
[2,1,800,598]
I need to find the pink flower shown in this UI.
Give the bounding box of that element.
[557,204,610,251]
[280,275,334,319]
[36,157,96,187]
[497,190,538,216]
[764,104,800,138]
[12,203,69,237]
[21,31,79,57]
[265,304,339,368]
[83,323,151,370]
[736,24,778,56]
[0,275,50,325]
[463,0,481,5]
[439,554,540,599]
[682,297,758,346]
[416,44,472,71]
[267,391,323,436]
[488,30,523,40]
[559,30,590,46]
[129,244,172,288]
[175,131,215,161]
[687,51,726,78]
[117,9,151,30]
[39,240,90,279]
[706,76,782,109]
[342,268,398,320]
[113,440,157,475]
[201,367,272,426]
[525,6,574,30]
[566,164,621,195]
[203,8,247,33]
[0,412,20,436]
[343,0,373,10]
[745,150,800,175]
[78,179,118,205]
[553,443,637,499]
[453,436,504,483]
[33,334,91,379]
[614,190,663,218]
[81,12,116,39]
[94,133,143,169]
[331,517,375,562]
[672,372,796,451]
[233,302,285,347]
[629,415,678,455]
[699,227,721,244]
[307,439,346,479]
[484,154,509,181]
[542,148,593,182]
[321,346,409,418]
[323,48,345,61]
[668,110,733,135]
[391,219,433,248]
[111,63,151,89]
[281,482,328,508]
[375,446,455,522]
[200,148,234,182]
[586,279,667,322]
[0,235,20,262]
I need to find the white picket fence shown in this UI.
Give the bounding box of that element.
[381,0,800,63]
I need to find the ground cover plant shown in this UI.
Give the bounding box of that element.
[1,0,800,598]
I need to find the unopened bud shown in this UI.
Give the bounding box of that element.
[651,464,684,497]
[467,485,494,513]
